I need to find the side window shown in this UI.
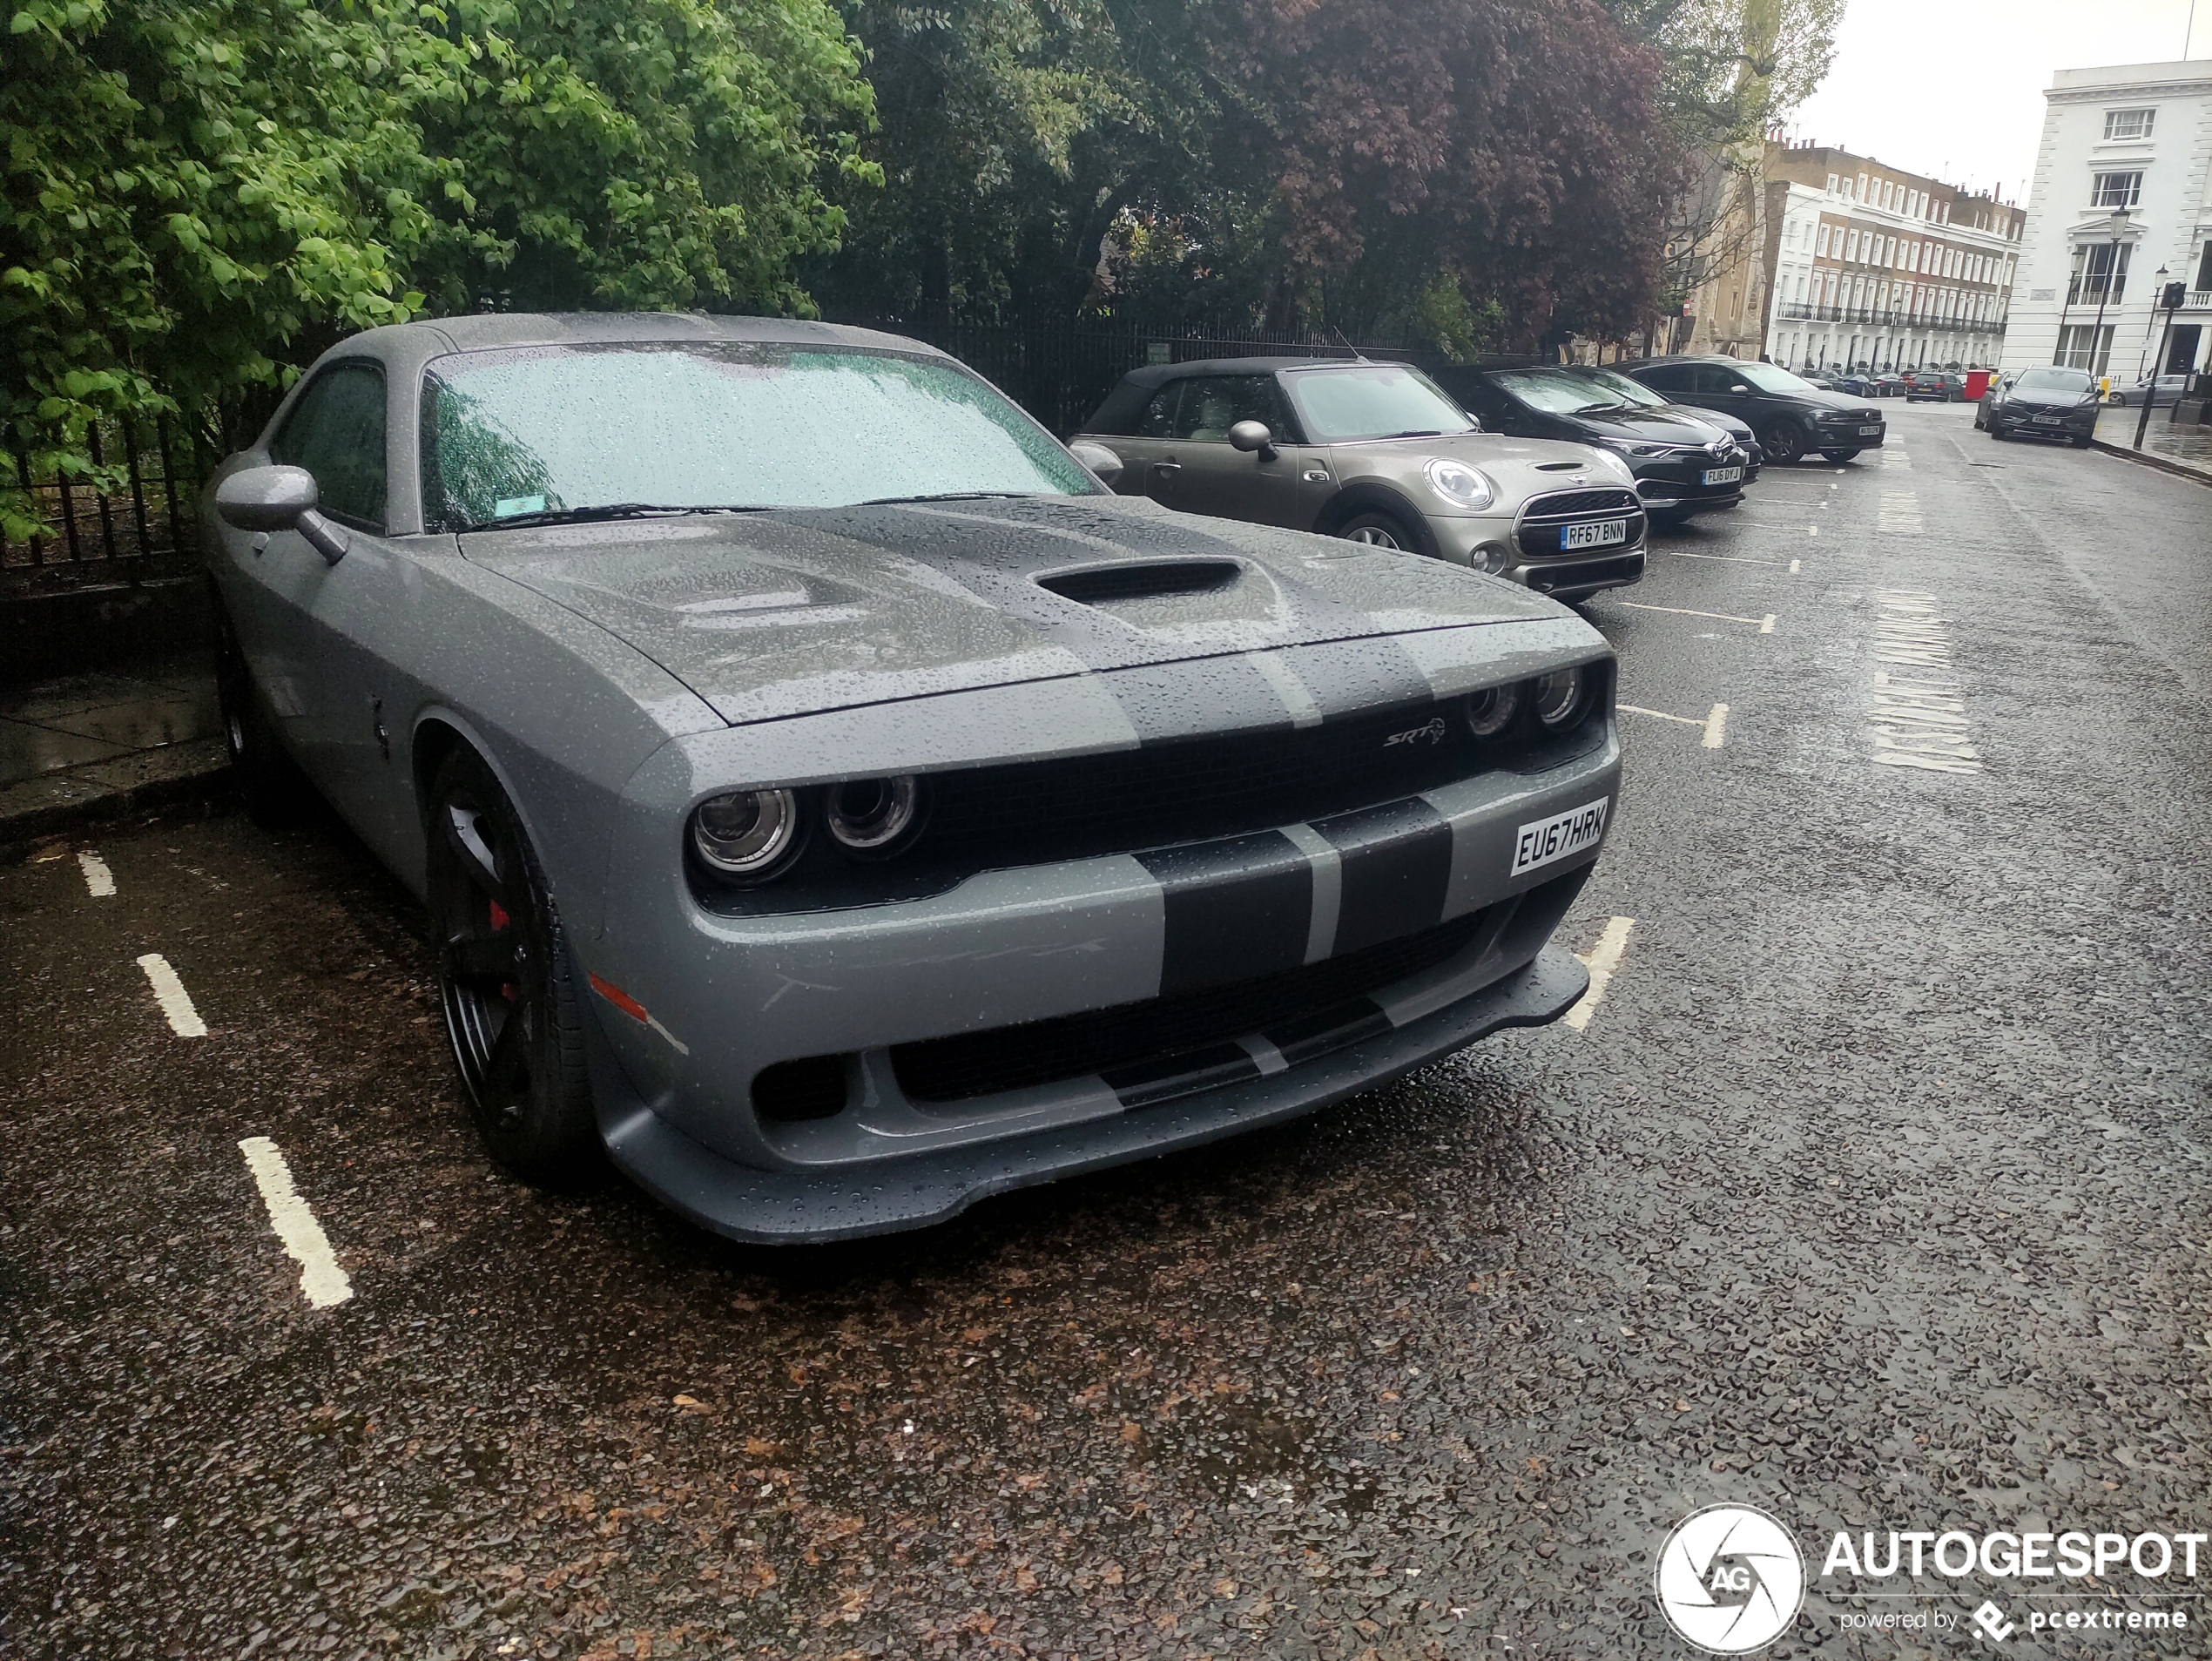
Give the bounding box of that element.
[1636,365,1689,393]
[1170,375,1285,442]
[1696,365,1750,395]
[271,363,387,530]
[1136,383,1182,438]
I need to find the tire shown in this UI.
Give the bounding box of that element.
[1822,449,1862,463]
[2070,434,2093,449]
[1646,508,1694,530]
[427,746,602,1186]
[1758,422,1807,464]
[212,587,311,824]
[1333,506,1423,552]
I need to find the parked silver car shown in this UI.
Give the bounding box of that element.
[205,314,1620,1243]
[1073,358,1648,602]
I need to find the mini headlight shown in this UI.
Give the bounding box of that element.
[1588,449,1638,484]
[826,775,922,854]
[1466,682,1522,738]
[691,787,802,881]
[1423,457,1495,510]
[1533,667,1585,729]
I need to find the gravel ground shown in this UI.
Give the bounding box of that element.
[3,405,2207,1660]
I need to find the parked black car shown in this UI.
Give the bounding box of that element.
[1554,365,1766,476]
[1905,371,1966,403]
[1978,365,2099,446]
[1872,373,1910,398]
[1429,364,1750,527]
[1622,356,1886,465]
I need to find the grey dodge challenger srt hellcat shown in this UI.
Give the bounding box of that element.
[206,313,1620,1243]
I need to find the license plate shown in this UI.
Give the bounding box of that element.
[2033,415,2063,425]
[1561,518,1628,550]
[1700,465,1743,486]
[1858,424,1883,436]
[1511,798,1609,877]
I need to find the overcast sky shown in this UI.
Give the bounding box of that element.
[1785,0,2206,205]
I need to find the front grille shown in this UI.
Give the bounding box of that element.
[696,667,1613,915]
[1516,488,1645,563]
[891,908,1493,1104]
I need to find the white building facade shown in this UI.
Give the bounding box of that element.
[2004,60,2212,383]
[1760,144,2020,373]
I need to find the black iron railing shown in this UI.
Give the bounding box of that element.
[3,415,213,588]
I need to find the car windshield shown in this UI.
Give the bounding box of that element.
[2014,368,2094,393]
[1573,368,1669,408]
[1731,362,1820,395]
[1492,370,1629,415]
[420,342,1097,528]
[1279,364,1475,442]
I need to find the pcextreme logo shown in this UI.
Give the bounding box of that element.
[1654,1504,1807,1653]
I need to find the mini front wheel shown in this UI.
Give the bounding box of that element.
[1821,449,1862,463]
[1334,507,1422,552]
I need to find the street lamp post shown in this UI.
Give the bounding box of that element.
[2135,280,2187,451]
[2087,207,2129,388]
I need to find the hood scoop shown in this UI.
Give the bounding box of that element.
[1534,460,1588,471]
[1036,558,1242,605]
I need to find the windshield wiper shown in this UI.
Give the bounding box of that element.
[1575,402,1633,415]
[855,490,1046,507]
[462,503,770,531]
[1372,429,1448,441]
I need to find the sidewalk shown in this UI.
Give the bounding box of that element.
[0,652,231,847]
[2092,407,2212,484]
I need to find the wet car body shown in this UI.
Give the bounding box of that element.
[1623,355,1886,465]
[1979,365,2100,445]
[202,314,1620,1243]
[1431,364,1751,527]
[1073,359,1648,603]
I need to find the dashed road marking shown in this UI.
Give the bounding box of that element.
[238,1138,354,1309]
[1702,704,1730,748]
[1565,917,1635,1032]
[1665,550,1786,566]
[1867,589,1981,773]
[136,953,207,1037]
[1617,704,1730,749]
[1878,490,1925,535]
[1621,601,1774,631]
[1807,525,1818,536]
[1789,558,1801,574]
[78,851,115,897]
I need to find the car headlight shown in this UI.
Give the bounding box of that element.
[1597,436,1673,458]
[691,787,803,881]
[1587,449,1638,484]
[1465,682,1522,738]
[826,775,923,854]
[1532,667,1585,729]
[1423,457,1495,510]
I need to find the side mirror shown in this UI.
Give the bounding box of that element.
[1227,420,1278,461]
[214,464,349,564]
[1067,441,1125,488]
[1729,383,1752,395]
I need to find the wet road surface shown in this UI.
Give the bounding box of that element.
[4,405,2209,1659]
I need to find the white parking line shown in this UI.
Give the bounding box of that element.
[136,953,207,1037]
[78,851,115,897]
[1702,704,1730,749]
[238,1138,354,1309]
[1620,601,1774,631]
[1617,703,1730,750]
[1565,917,1635,1032]
[1789,559,1802,574]
[1665,550,1786,566]
[1617,703,1699,726]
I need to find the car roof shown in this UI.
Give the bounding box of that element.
[332,310,943,363]
[1106,355,1406,390]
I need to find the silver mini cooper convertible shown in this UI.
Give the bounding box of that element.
[206,314,1621,1243]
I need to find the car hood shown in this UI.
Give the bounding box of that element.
[2004,387,2098,409]
[463,494,1567,726]
[1325,430,1631,490]
[1556,407,1729,447]
[1803,388,1879,415]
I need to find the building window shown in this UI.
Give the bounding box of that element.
[2056,324,2114,375]
[1817,225,1830,257]
[2090,172,2143,208]
[2101,108,2155,140]
[2067,241,2132,305]
[2197,240,2212,293]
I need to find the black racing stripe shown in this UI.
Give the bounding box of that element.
[1264,998,1393,1066]
[1136,830,1312,996]
[1104,1043,1263,1109]
[1272,636,1439,721]
[1106,658,1294,742]
[1313,797,1453,956]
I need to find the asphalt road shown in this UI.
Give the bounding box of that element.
[3,404,2208,1661]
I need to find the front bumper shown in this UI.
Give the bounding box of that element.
[592,938,1591,1243]
[1813,418,1885,450]
[1992,406,2097,440]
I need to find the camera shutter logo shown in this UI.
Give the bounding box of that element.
[1654,1503,1806,1653]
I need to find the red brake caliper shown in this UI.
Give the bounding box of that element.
[488,900,516,1000]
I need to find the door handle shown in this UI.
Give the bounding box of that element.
[1151,462,1182,477]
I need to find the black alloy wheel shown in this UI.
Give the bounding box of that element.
[1758,422,1806,464]
[1334,507,1422,552]
[427,746,600,1185]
